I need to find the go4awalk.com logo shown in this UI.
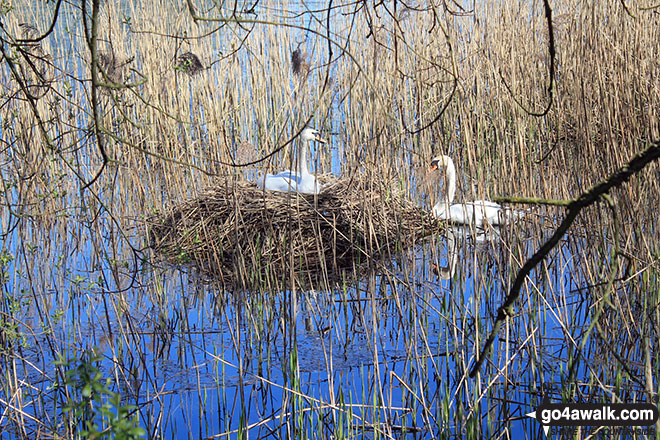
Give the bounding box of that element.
[526,399,659,437]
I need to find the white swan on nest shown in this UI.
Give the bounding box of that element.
[256,128,327,194]
[429,155,523,226]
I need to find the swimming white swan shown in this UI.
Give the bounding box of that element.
[256,128,327,194]
[429,155,523,226]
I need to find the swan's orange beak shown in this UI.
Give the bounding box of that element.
[429,160,439,172]
[314,132,328,145]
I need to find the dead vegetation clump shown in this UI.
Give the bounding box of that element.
[175,52,204,76]
[148,174,443,287]
[291,47,310,77]
[16,23,53,99]
[97,51,131,86]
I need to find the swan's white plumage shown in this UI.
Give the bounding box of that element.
[430,155,523,226]
[256,128,326,194]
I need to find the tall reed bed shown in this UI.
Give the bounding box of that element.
[1,0,659,438]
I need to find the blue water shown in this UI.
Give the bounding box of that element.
[0,212,595,438]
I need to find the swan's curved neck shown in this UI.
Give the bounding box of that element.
[433,157,457,216]
[444,158,456,204]
[298,138,311,176]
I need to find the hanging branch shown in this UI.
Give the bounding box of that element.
[499,0,556,117]
[81,0,108,192]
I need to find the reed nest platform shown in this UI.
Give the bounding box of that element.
[148,174,443,287]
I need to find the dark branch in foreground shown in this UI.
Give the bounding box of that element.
[469,139,660,378]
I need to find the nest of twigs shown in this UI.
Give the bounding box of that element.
[148,174,443,288]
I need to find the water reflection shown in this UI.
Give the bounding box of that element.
[432,223,508,281]
[0,207,632,439]
[434,229,458,279]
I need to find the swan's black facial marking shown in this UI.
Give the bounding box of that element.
[312,130,327,144]
[429,159,439,171]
